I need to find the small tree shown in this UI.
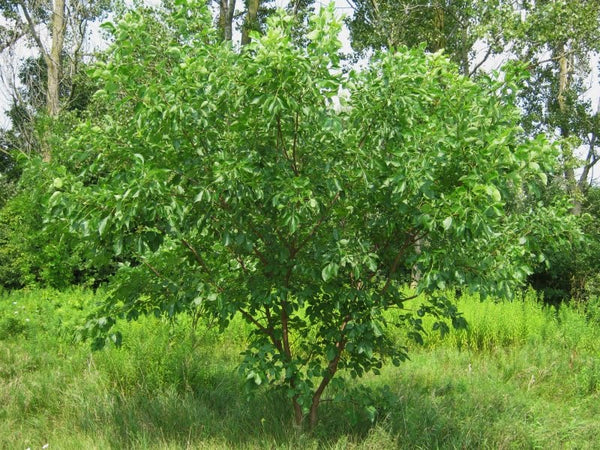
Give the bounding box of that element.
[48,1,571,428]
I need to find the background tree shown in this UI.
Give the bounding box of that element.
[0,1,115,288]
[216,0,236,41]
[508,1,600,300]
[0,0,114,159]
[346,0,516,76]
[515,0,600,212]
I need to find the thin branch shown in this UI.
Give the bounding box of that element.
[239,308,268,333]
[139,258,165,280]
[469,44,493,77]
[0,27,27,53]
[240,307,283,353]
[358,122,373,149]
[277,115,298,175]
[281,294,292,359]
[292,111,299,174]
[181,238,212,275]
[18,1,49,61]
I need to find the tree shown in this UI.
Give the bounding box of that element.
[347,1,600,202]
[0,0,113,160]
[514,0,600,213]
[346,0,516,76]
[47,1,572,428]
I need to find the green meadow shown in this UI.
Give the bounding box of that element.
[1,288,599,449]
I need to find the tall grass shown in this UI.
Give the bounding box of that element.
[404,288,600,352]
[1,288,599,448]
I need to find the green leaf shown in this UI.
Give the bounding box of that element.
[442,216,453,230]
[322,262,339,282]
[98,216,109,236]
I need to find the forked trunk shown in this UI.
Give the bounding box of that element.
[218,0,236,42]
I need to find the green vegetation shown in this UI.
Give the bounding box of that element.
[43,3,574,427]
[1,0,599,445]
[2,288,598,448]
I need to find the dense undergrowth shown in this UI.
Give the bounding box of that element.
[1,288,599,449]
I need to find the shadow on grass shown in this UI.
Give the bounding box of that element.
[75,351,509,449]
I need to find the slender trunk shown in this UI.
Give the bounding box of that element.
[432,3,445,53]
[218,0,236,42]
[280,291,304,426]
[241,0,260,46]
[307,317,350,429]
[308,339,346,429]
[578,134,597,193]
[292,397,303,426]
[410,237,422,289]
[460,26,470,76]
[556,42,581,214]
[19,0,66,161]
[47,0,66,119]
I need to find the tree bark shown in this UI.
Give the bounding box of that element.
[47,0,66,118]
[218,0,236,42]
[307,316,350,429]
[18,0,66,162]
[241,0,260,46]
[460,26,470,76]
[432,2,445,53]
[556,41,581,215]
[292,396,303,426]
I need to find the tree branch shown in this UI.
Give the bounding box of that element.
[18,1,49,61]
[309,314,351,428]
[292,111,299,174]
[181,238,212,275]
[0,27,27,53]
[469,44,493,77]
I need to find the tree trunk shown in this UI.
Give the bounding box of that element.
[241,0,260,46]
[47,0,66,119]
[292,398,303,427]
[556,42,581,215]
[18,0,67,162]
[432,2,445,53]
[307,320,349,429]
[460,26,470,76]
[218,0,236,42]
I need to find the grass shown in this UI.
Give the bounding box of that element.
[1,287,599,449]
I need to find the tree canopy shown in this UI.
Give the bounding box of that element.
[38,1,576,427]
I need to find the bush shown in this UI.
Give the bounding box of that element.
[529,186,600,304]
[0,157,116,290]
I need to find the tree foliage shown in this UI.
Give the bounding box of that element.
[41,0,574,428]
[346,0,515,76]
